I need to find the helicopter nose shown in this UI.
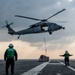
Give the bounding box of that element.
[58,26,65,30]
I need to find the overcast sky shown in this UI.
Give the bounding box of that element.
[0,0,75,59]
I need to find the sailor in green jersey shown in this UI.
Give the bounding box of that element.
[4,44,18,75]
[60,50,72,66]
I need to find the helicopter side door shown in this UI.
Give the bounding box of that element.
[48,23,57,34]
[33,26,42,33]
[48,23,55,31]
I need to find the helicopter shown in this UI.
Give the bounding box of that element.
[2,9,66,39]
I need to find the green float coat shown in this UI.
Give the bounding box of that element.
[7,48,15,58]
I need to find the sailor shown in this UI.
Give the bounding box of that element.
[60,50,72,66]
[4,44,18,75]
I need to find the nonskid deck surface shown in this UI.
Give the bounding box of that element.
[0,59,75,75]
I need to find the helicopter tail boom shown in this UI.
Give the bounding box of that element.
[2,21,16,35]
[7,25,16,35]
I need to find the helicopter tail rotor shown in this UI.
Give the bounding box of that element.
[2,20,14,28]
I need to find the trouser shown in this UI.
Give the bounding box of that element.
[6,58,15,74]
[65,58,69,66]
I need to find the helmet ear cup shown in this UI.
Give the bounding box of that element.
[8,44,14,47]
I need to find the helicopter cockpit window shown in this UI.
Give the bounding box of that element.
[41,27,45,31]
[30,25,34,28]
[30,24,37,28]
[51,23,56,27]
[54,23,57,25]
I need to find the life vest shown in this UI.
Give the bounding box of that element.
[7,48,15,58]
[65,53,69,58]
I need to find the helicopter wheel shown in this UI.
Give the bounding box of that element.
[63,27,65,29]
[49,32,52,35]
[17,35,21,39]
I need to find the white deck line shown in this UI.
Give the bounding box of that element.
[21,61,50,75]
[0,62,5,64]
[58,60,75,72]
[49,63,63,65]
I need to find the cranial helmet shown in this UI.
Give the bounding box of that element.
[8,44,14,47]
[65,50,68,53]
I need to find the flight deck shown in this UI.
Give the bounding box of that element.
[0,59,75,75]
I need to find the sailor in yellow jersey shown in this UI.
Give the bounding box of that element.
[4,44,18,75]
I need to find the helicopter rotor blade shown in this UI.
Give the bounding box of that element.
[6,20,8,25]
[8,22,14,25]
[47,9,66,20]
[56,21,67,23]
[52,21,67,23]
[5,20,13,25]
[15,15,42,21]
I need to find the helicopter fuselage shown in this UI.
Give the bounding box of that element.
[8,21,65,36]
[3,9,66,39]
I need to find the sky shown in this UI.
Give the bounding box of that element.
[0,0,75,59]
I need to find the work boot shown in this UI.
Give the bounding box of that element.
[6,73,8,75]
[11,72,14,75]
[6,72,8,75]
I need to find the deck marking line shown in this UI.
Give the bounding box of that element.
[0,62,5,64]
[49,63,63,65]
[68,66,75,72]
[58,60,75,72]
[21,61,50,75]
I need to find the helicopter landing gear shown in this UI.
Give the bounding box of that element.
[49,31,52,35]
[63,27,65,29]
[18,35,21,39]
